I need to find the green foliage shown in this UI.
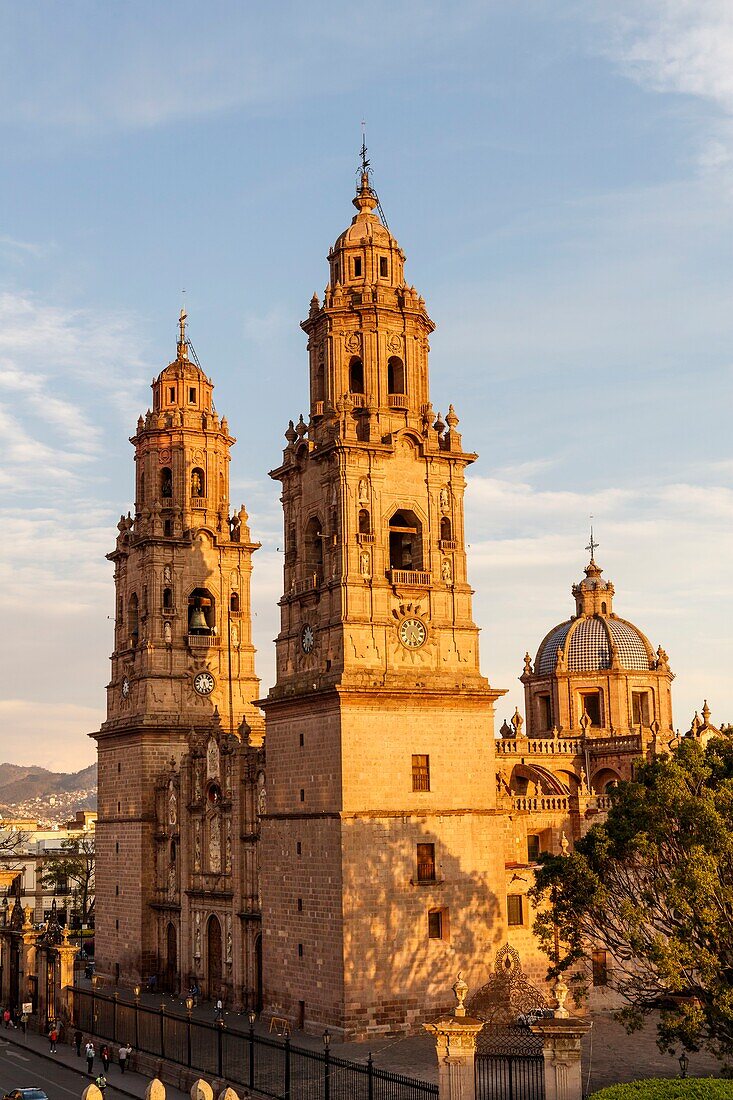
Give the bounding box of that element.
[589,1079,733,1099]
[530,737,733,1064]
[41,835,94,923]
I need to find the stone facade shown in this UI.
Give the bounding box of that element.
[93,165,684,1037]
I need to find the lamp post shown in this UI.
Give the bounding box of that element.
[323,1028,331,1100]
[283,1022,291,1100]
[679,1052,689,1079]
[133,985,140,1050]
[248,1010,256,1090]
[185,996,194,1068]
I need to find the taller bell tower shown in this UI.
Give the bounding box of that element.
[259,166,507,1038]
[93,313,262,985]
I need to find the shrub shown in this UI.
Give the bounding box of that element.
[589,1080,733,1099]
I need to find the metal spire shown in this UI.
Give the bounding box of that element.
[585,524,599,563]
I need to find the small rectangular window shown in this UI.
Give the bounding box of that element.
[299,733,304,747]
[379,256,388,277]
[592,949,609,986]
[428,909,444,939]
[300,788,305,802]
[527,835,541,863]
[296,841,302,856]
[297,898,303,912]
[581,691,602,727]
[334,262,340,282]
[416,843,436,882]
[298,943,303,957]
[169,386,175,402]
[412,754,430,792]
[189,387,196,404]
[539,694,552,731]
[507,894,524,926]
[353,257,362,277]
[632,691,650,727]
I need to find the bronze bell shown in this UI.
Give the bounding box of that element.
[189,607,209,632]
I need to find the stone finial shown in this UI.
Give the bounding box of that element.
[656,644,669,670]
[145,1079,166,1100]
[579,711,591,733]
[511,708,524,736]
[445,404,459,430]
[296,414,307,439]
[309,292,320,317]
[190,1081,213,1100]
[433,411,445,435]
[560,832,570,856]
[452,971,468,1017]
[702,699,711,724]
[284,419,297,445]
[523,652,533,676]
[553,976,570,1019]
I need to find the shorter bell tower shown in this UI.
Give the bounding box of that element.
[93,312,263,986]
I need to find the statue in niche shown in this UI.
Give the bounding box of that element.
[162,474,172,499]
[442,557,452,582]
[206,737,219,780]
[225,820,232,873]
[191,470,203,497]
[194,821,202,871]
[163,621,172,644]
[167,781,177,826]
[163,564,172,583]
[226,919,233,964]
[168,859,176,895]
[358,478,369,504]
[257,781,266,818]
[194,912,201,959]
[193,763,202,802]
[231,623,239,647]
[360,550,371,576]
[439,486,450,512]
[209,815,222,873]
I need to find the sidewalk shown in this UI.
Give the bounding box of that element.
[3,1025,189,1100]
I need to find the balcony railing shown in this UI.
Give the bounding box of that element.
[438,539,457,551]
[187,634,220,648]
[416,862,436,883]
[388,394,409,409]
[349,393,367,408]
[389,569,431,587]
[190,498,207,510]
[356,532,376,545]
[497,738,583,756]
[312,401,325,417]
[291,574,322,596]
[512,795,569,813]
[162,607,176,617]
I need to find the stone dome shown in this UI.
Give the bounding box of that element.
[535,614,655,676]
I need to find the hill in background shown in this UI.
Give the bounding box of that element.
[0,763,97,826]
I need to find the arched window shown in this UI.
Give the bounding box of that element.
[387,356,405,395]
[188,588,215,635]
[440,516,452,542]
[163,587,173,610]
[191,467,205,498]
[315,362,325,402]
[358,508,371,535]
[304,516,323,581]
[601,601,607,614]
[139,472,145,502]
[161,468,172,499]
[230,592,240,613]
[348,357,364,395]
[129,593,139,645]
[388,510,423,571]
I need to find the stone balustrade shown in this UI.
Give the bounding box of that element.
[496,738,583,755]
[512,795,569,812]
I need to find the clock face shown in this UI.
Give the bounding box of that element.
[399,617,427,650]
[301,624,315,654]
[121,676,130,699]
[193,671,215,696]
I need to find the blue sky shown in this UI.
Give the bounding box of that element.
[1,1,732,770]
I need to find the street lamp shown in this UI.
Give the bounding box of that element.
[133,984,141,1000]
[323,1029,331,1049]
[248,1010,257,1089]
[323,1028,331,1100]
[679,1052,689,1078]
[185,996,193,1067]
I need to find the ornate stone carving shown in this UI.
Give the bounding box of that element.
[345,332,361,353]
[209,815,222,874]
[206,737,219,780]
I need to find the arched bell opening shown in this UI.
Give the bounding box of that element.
[348,357,364,395]
[191,467,206,498]
[162,587,173,610]
[188,588,216,635]
[387,356,405,395]
[388,510,423,571]
[304,516,324,582]
[358,508,371,535]
[128,593,139,646]
[230,592,240,613]
[161,467,173,499]
[440,516,452,542]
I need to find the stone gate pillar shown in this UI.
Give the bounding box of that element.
[531,1018,592,1100]
[424,974,484,1100]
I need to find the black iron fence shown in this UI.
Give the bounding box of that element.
[71,987,438,1100]
[475,1026,545,1100]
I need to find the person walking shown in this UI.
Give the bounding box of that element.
[118,1042,131,1074]
[48,1025,58,1053]
[85,1040,95,1074]
[74,1027,83,1056]
[3,1008,10,1029]
[101,1044,110,1072]
[95,1073,107,1095]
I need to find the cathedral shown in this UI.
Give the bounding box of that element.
[93,164,680,1038]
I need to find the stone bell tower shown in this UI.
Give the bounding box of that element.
[259,162,506,1038]
[92,312,263,986]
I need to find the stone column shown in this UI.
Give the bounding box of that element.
[56,932,80,1023]
[531,1018,592,1100]
[424,974,484,1100]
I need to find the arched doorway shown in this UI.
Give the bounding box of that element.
[165,923,177,993]
[207,915,222,998]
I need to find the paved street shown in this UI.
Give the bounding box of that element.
[0,1032,188,1100]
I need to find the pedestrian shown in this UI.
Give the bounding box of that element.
[3,1008,10,1028]
[101,1044,110,1072]
[118,1042,131,1074]
[95,1073,107,1095]
[85,1040,95,1074]
[74,1027,83,1056]
[49,1026,58,1053]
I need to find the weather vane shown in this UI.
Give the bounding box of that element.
[360,120,370,177]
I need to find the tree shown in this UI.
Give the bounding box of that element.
[530,737,733,1064]
[0,824,29,867]
[41,835,95,925]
